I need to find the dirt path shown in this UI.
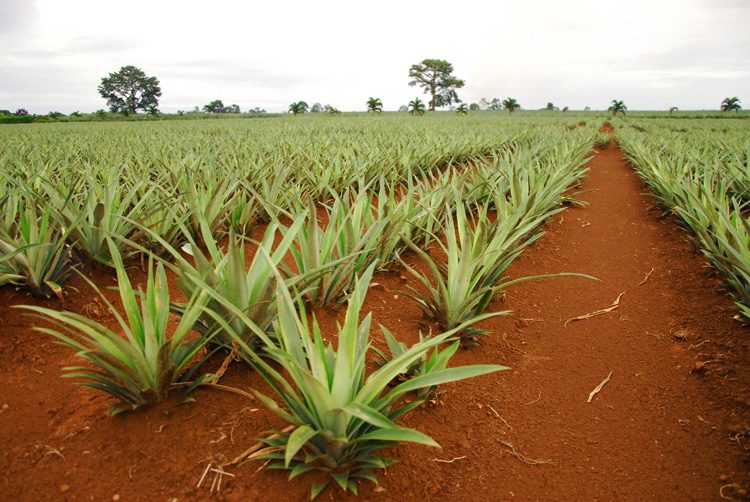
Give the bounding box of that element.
[371,141,750,502]
[2,140,750,501]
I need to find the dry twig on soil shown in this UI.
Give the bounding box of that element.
[638,267,655,286]
[225,425,296,466]
[565,293,625,327]
[525,391,542,405]
[588,371,613,402]
[431,456,467,463]
[499,441,554,465]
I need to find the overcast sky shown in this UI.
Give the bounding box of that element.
[1,0,748,114]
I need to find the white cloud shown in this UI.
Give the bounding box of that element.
[1,0,747,113]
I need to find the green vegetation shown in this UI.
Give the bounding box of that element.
[408,97,426,116]
[0,113,611,496]
[366,97,383,115]
[617,118,750,319]
[608,99,627,116]
[213,264,507,498]
[408,59,465,111]
[722,97,742,112]
[20,242,214,413]
[502,97,520,115]
[98,65,161,114]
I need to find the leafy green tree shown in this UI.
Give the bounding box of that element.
[398,105,408,112]
[203,99,225,113]
[366,97,383,115]
[408,97,426,116]
[469,103,480,111]
[48,111,63,119]
[289,101,309,115]
[408,59,465,111]
[326,106,342,116]
[147,105,159,117]
[562,106,569,113]
[98,65,161,114]
[502,98,520,115]
[94,109,107,119]
[70,111,81,118]
[669,106,678,115]
[247,107,266,114]
[456,103,468,116]
[721,97,741,112]
[310,103,324,113]
[0,109,10,116]
[608,99,627,116]
[227,104,240,114]
[488,98,503,111]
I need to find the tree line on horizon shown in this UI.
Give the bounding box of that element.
[1,61,744,119]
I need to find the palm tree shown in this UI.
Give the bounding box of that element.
[562,106,569,114]
[608,100,627,116]
[456,103,468,116]
[721,97,742,112]
[408,98,426,116]
[669,106,678,115]
[502,98,520,115]
[288,101,309,116]
[326,106,342,116]
[366,97,383,115]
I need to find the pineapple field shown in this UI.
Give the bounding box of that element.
[1,114,749,501]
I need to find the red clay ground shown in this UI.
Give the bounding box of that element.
[2,139,750,501]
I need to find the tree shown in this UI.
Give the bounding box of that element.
[721,97,741,112]
[502,98,520,115]
[398,105,408,112]
[456,103,468,116]
[408,98,426,116]
[0,109,10,116]
[366,97,383,115]
[289,101,308,115]
[488,98,503,111]
[608,99,627,116]
[310,103,324,113]
[98,65,161,114]
[48,111,63,119]
[70,111,81,118]
[469,103,480,111]
[203,99,226,113]
[14,108,29,116]
[562,106,569,113]
[247,107,266,114]
[327,106,342,116]
[227,104,240,114]
[669,106,678,115]
[408,59,465,111]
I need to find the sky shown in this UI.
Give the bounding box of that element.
[1,0,748,114]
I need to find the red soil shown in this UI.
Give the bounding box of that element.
[2,140,749,501]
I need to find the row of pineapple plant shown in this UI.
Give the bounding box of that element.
[616,118,750,320]
[1,115,598,497]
